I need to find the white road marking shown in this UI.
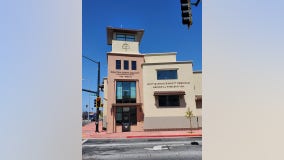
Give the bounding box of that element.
[144,145,168,151]
[144,144,186,151]
[167,144,186,147]
[82,139,88,145]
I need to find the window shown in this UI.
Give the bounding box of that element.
[158,95,180,107]
[130,107,137,125]
[126,35,135,41]
[116,107,137,125]
[116,60,121,70]
[196,99,202,108]
[116,107,122,124]
[116,81,136,103]
[131,61,137,70]
[124,60,129,70]
[116,34,135,42]
[157,70,177,80]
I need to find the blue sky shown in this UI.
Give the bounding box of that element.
[82,0,202,112]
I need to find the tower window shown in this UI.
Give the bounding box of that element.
[116,34,135,42]
[124,60,129,70]
[116,60,121,70]
[131,61,137,70]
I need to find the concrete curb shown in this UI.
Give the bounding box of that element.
[126,134,202,138]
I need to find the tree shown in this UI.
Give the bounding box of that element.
[185,108,194,133]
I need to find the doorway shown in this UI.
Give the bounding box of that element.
[115,106,137,132]
[122,107,130,132]
[122,107,130,123]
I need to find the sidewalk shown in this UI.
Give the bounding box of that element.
[82,121,202,139]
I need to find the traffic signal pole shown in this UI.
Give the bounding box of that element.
[82,55,101,133]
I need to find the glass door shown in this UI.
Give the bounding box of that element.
[122,107,130,132]
[122,107,130,124]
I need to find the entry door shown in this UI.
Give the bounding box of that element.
[122,107,130,123]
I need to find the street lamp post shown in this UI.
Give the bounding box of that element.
[83,55,101,132]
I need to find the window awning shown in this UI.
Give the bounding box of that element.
[112,103,142,107]
[195,95,202,100]
[153,91,185,96]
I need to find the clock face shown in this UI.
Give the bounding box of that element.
[122,43,130,50]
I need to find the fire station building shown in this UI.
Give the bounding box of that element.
[103,27,202,133]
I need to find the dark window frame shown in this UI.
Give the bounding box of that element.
[196,99,202,109]
[157,70,178,80]
[115,107,123,124]
[115,107,137,125]
[115,34,135,42]
[131,61,137,70]
[124,60,129,70]
[116,81,136,103]
[116,60,121,70]
[158,95,180,107]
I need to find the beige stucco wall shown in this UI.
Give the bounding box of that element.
[103,78,108,128]
[142,61,201,129]
[144,116,202,130]
[111,40,139,54]
[142,62,195,116]
[144,53,176,63]
[193,72,202,116]
[193,72,202,95]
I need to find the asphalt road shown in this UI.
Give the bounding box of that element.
[82,137,202,160]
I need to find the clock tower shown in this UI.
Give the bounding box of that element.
[106,27,144,54]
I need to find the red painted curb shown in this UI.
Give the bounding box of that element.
[126,134,202,138]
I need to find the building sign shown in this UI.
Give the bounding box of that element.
[110,71,140,78]
[146,82,190,88]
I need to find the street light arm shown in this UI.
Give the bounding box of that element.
[83,55,99,64]
[82,89,98,94]
[191,0,201,7]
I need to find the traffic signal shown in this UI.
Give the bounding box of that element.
[180,0,192,28]
[96,97,101,108]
